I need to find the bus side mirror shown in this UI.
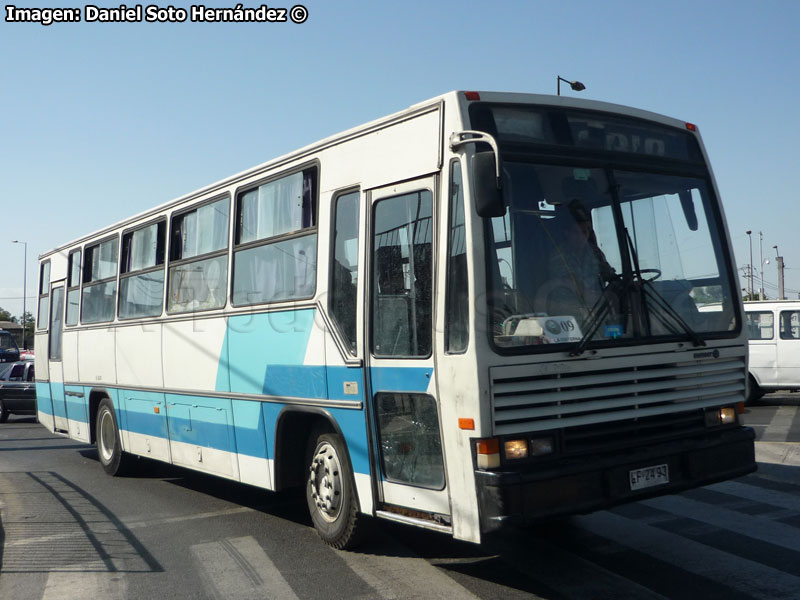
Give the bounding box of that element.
[472,152,505,218]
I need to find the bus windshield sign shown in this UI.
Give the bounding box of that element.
[469,104,704,163]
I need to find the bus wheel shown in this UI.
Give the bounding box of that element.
[96,398,130,476]
[305,432,363,549]
[0,399,8,423]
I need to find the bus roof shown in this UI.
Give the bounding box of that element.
[39,90,696,260]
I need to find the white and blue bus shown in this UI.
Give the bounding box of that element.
[35,91,755,548]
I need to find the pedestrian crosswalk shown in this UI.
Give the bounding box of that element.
[190,536,300,600]
[2,456,800,599]
[745,402,800,443]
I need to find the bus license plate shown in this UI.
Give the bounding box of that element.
[629,464,669,491]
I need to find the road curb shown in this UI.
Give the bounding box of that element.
[755,441,800,467]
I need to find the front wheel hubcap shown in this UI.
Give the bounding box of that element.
[309,442,343,522]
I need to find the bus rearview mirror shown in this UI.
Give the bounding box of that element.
[472,152,506,218]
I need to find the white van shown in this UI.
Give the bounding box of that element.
[744,300,800,401]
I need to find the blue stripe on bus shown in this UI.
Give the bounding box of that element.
[36,382,52,414]
[41,365,428,476]
[369,366,433,393]
[65,385,88,425]
[111,390,371,473]
[218,309,317,395]
[165,394,234,451]
[120,389,167,439]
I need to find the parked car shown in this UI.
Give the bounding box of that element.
[0,360,36,422]
[744,300,800,401]
[0,329,20,363]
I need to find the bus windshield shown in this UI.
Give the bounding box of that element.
[486,162,738,351]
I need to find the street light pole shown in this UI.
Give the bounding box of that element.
[11,240,27,349]
[746,230,753,299]
[557,76,586,96]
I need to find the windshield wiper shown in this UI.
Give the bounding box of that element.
[568,278,623,357]
[625,228,705,348]
[639,279,706,347]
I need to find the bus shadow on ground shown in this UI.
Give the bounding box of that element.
[77,447,313,525]
[0,471,162,574]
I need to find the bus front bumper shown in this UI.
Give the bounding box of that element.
[474,426,756,533]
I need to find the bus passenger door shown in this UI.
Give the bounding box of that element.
[48,284,68,432]
[366,178,450,521]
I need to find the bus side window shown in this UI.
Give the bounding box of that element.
[446,160,469,354]
[329,191,360,353]
[37,261,51,330]
[372,190,433,358]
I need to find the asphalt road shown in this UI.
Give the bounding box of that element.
[1,397,799,600]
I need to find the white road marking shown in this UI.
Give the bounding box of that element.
[191,536,300,600]
[335,538,482,600]
[41,570,127,600]
[762,406,798,442]
[643,493,800,552]
[579,510,800,599]
[709,478,800,512]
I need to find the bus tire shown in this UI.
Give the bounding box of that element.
[96,398,130,476]
[305,432,363,549]
[0,399,8,423]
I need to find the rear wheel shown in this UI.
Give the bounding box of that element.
[747,375,764,404]
[96,398,131,476]
[0,399,8,423]
[306,432,364,549]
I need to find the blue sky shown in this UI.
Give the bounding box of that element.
[2,0,799,321]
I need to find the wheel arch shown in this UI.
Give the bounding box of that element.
[748,371,763,388]
[273,406,347,492]
[88,387,114,444]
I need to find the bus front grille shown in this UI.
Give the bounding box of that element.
[490,347,746,438]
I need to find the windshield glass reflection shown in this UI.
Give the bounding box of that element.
[487,163,737,351]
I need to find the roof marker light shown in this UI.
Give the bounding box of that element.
[685,122,697,132]
[464,91,481,101]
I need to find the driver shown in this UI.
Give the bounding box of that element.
[544,199,616,319]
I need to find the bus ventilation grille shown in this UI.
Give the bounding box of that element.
[490,348,746,439]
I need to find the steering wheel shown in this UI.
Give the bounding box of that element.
[632,268,662,282]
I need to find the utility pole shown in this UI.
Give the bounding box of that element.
[759,231,765,300]
[11,240,27,349]
[774,245,785,300]
[746,230,754,298]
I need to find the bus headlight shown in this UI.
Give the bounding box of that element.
[504,439,528,460]
[503,437,555,460]
[705,406,737,427]
[720,406,736,424]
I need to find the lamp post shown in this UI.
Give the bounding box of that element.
[557,76,586,96]
[746,230,753,299]
[11,240,27,350]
